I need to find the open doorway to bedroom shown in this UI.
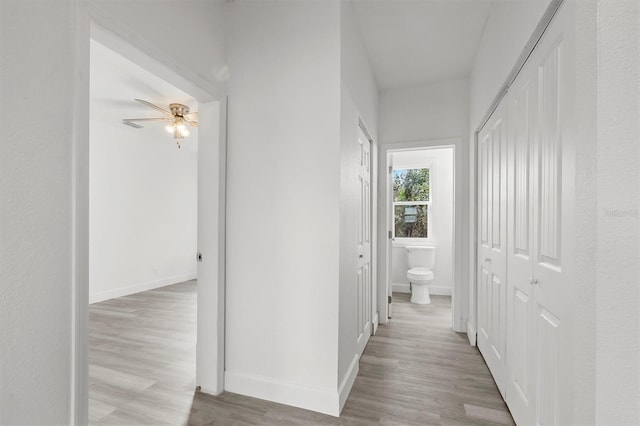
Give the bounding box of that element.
[85,23,227,420]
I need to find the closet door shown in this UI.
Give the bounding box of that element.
[530,23,571,425]
[505,3,575,424]
[477,99,508,397]
[506,57,537,424]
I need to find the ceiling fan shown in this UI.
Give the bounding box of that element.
[122,99,198,148]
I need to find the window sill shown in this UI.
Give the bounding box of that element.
[392,238,436,248]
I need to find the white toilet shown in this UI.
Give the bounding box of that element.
[406,246,436,305]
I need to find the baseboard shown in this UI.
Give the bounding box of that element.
[338,354,359,413]
[224,371,340,417]
[392,283,452,296]
[467,320,477,346]
[392,283,411,293]
[372,312,379,334]
[89,273,196,304]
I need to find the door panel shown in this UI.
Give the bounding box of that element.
[533,38,565,426]
[505,4,572,423]
[357,127,372,355]
[536,308,560,426]
[477,99,507,397]
[506,56,537,424]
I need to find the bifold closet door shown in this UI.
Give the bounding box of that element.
[505,2,575,424]
[505,54,537,424]
[477,99,508,398]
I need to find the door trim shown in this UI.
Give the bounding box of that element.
[377,138,463,331]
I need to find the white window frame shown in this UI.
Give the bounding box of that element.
[392,166,433,243]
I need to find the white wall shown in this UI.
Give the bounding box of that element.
[90,0,227,99]
[0,1,82,423]
[594,1,640,423]
[469,0,552,129]
[340,1,378,135]
[89,120,198,303]
[379,78,469,144]
[224,0,342,416]
[390,148,454,296]
[378,78,469,331]
[337,0,379,411]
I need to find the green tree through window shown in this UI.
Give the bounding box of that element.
[393,168,430,238]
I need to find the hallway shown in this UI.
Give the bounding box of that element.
[89,283,512,425]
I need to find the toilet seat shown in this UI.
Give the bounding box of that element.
[407,267,433,282]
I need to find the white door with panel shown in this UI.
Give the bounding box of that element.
[356,126,372,355]
[505,3,574,424]
[477,99,508,397]
[505,55,537,423]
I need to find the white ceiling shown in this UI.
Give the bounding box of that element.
[90,40,198,151]
[350,0,492,90]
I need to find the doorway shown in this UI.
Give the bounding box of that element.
[88,37,200,421]
[75,19,227,422]
[386,145,454,324]
[378,139,463,330]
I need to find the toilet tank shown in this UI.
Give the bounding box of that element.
[406,246,436,269]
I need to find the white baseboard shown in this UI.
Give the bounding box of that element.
[392,283,452,296]
[225,371,340,417]
[467,320,477,346]
[338,354,359,413]
[392,283,411,293]
[89,273,196,304]
[372,312,379,334]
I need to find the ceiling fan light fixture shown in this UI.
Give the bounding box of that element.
[165,117,189,137]
[125,100,197,149]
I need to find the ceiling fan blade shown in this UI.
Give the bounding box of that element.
[185,111,198,120]
[185,118,199,128]
[134,99,173,116]
[122,117,171,122]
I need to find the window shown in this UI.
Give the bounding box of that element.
[393,168,430,239]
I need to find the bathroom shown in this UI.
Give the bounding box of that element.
[389,146,454,310]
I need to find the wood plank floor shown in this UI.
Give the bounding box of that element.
[89,282,514,425]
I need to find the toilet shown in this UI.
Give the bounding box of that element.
[406,246,436,305]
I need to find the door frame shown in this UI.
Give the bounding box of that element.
[71,6,227,423]
[377,138,463,331]
[358,119,378,335]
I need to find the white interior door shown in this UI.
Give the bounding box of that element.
[356,126,372,355]
[529,14,572,423]
[386,153,394,318]
[506,57,537,423]
[196,99,225,394]
[477,99,508,398]
[505,3,573,423]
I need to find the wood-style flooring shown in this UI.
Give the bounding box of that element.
[89,282,514,425]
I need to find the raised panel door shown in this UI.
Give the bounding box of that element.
[506,58,537,425]
[477,99,508,397]
[356,126,372,356]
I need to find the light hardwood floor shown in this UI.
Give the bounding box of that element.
[89,282,514,425]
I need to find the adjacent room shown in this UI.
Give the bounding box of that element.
[88,39,200,423]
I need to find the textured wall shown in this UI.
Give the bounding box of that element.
[595,1,640,423]
[224,0,342,415]
[0,1,82,423]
